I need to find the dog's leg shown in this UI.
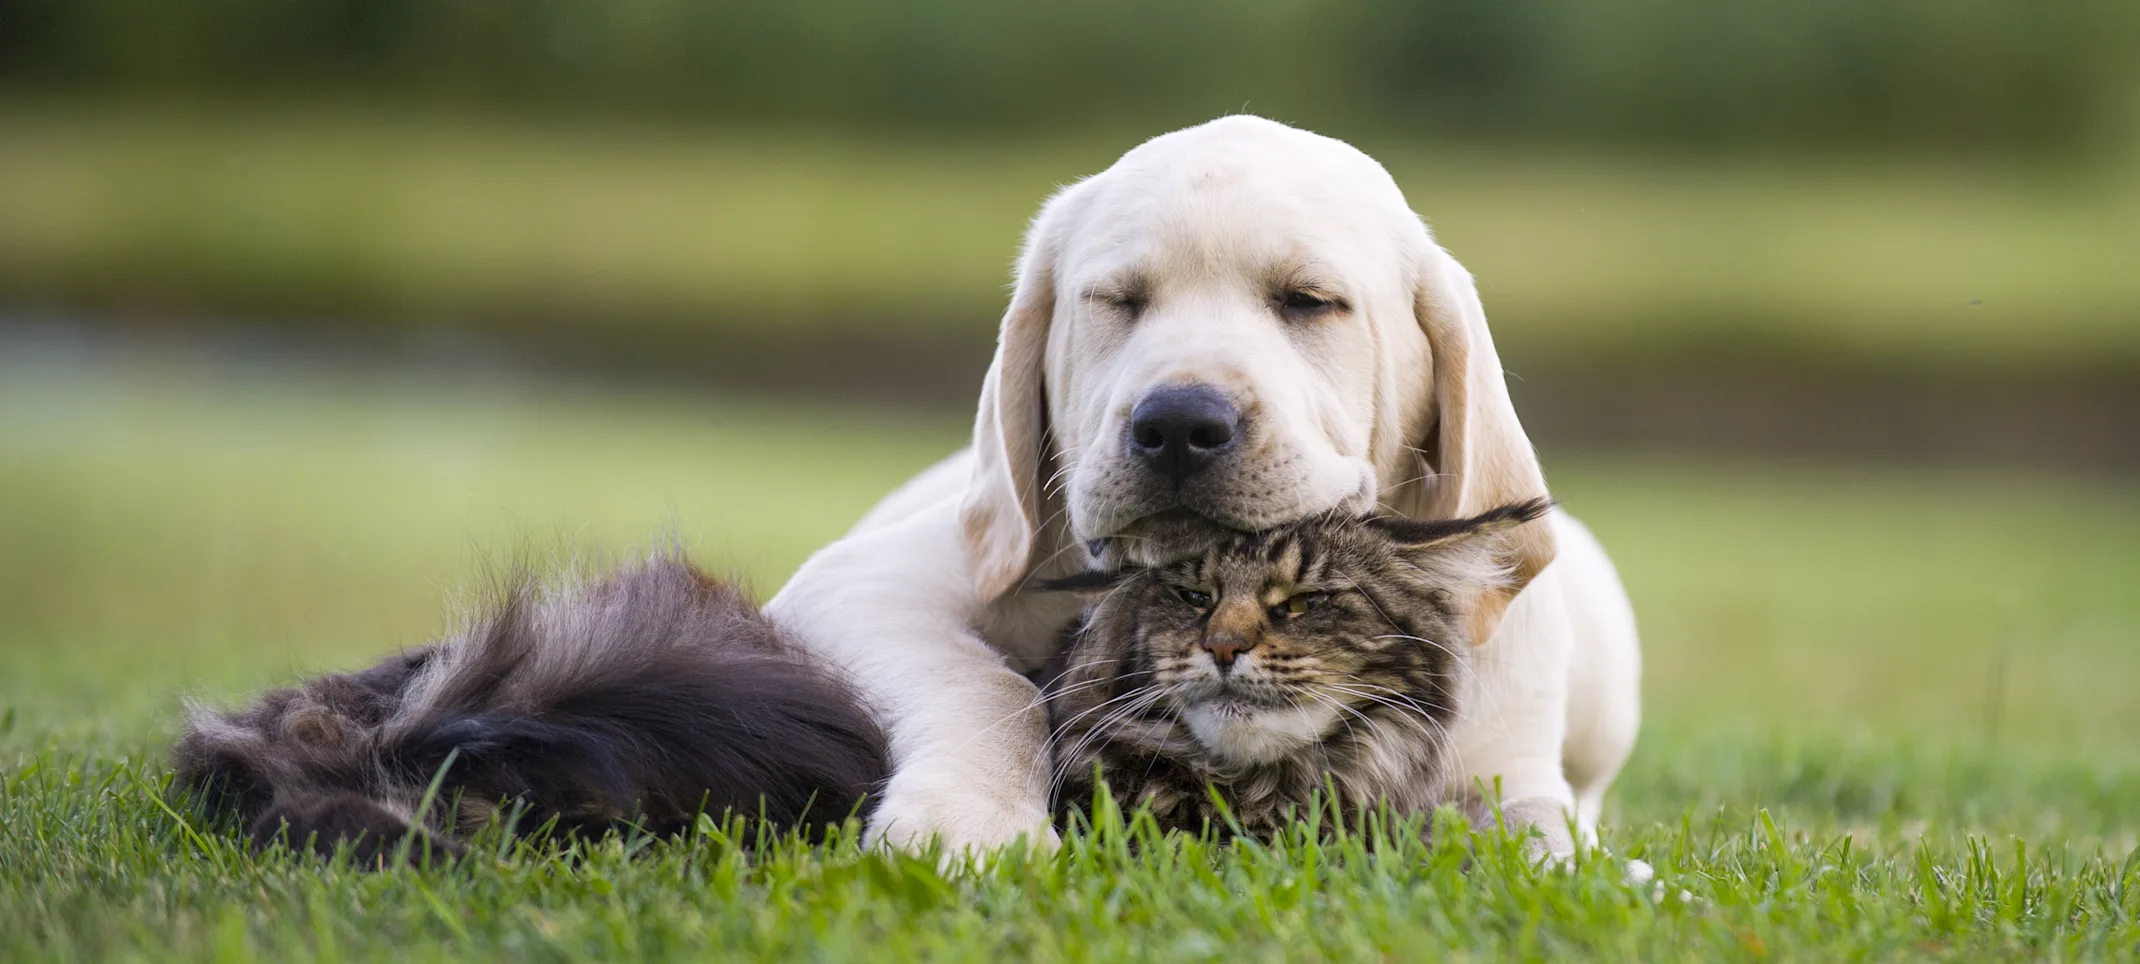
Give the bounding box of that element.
[1554,514,1643,847]
[1453,561,1583,861]
[767,502,1058,856]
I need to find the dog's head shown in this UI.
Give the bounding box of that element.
[961,116,1553,642]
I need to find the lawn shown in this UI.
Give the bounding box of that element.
[5,102,2139,370]
[3,353,2137,960]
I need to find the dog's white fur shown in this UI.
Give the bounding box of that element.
[767,116,1641,854]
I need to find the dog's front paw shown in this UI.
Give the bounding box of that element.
[1493,796,1579,863]
[865,764,1058,857]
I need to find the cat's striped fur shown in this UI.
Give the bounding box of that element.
[1043,500,1552,837]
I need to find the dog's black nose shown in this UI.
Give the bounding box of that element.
[1128,385,1241,482]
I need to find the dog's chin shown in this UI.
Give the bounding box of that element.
[1074,459,1378,566]
[1109,508,1236,566]
[1081,500,1314,568]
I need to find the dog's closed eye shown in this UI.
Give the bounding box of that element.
[1087,276,1153,318]
[1276,288,1345,321]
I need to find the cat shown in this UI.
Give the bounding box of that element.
[1040,499,1553,838]
[171,554,889,865]
[171,500,1547,863]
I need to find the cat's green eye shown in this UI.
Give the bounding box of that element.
[1176,587,1214,609]
[1281,591,1329,616]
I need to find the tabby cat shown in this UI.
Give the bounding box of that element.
[1042,499,1552,837]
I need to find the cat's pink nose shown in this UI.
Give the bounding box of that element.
[1200,637,1254,670]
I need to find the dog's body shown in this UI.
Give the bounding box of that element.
[768,116,1641,855]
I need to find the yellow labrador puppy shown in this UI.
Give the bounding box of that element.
[768,116,1641,856]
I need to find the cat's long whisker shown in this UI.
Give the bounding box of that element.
[1315,687,1402,747]
[952,665,1153,758]
[1014,672,1138,718]
[1070,684,1173,765]
[1030,652,1138,688]
[1123,683,1193,801]
[1060,685,1171,770]
[1324,679,1449,717]
[1049,686,1173,799]
[1318,681,1440,734]
[1365,632,1463,662]
[1295,689,1362,742]
[1031,656,1138,694]
[1319,681,1450,737]
[1299,689,1369,758]
[1046,683,1166,757]
[1008,667,1152,725]
[1362,631,1500,700]
[1318,682,1459,762]
[1305,688,1426,809]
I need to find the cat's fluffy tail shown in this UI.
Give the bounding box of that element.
[172,554,888,863]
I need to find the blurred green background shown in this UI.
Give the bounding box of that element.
[5,0,2139,377]
[3,0,2138,810]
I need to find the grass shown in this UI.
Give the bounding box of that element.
[3,353,2138,960]
[4,101,2140,369]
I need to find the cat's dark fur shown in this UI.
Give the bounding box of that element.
[1042,499,1552,837]
[171,555,889,864]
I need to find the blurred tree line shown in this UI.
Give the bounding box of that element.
[2,0,2133,153]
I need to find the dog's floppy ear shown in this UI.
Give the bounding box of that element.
[1386,245,1557,643]
[958,187,1081,603]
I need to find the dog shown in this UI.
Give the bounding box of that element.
[766,116,1642,857]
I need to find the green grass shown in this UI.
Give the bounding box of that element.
[5,102,2139,368]
[3,355,2138,960]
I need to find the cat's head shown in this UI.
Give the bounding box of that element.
[1048,498,1552,766]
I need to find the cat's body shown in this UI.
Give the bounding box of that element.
[1043,500,1551,836]
[172,502,1545,863]
[172,556,889,864]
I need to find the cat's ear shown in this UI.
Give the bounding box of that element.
[1367,498,1555,551]
[1367,498,1556,612]
[1037,569,1137,597]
